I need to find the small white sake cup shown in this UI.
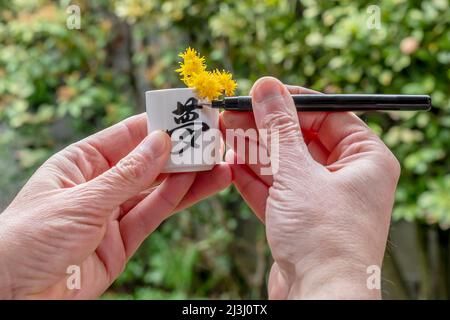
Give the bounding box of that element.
[145,88,221,173]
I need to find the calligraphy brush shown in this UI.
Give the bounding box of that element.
[199,94,431,112]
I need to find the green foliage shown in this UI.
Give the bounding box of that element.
[0,0,449,298]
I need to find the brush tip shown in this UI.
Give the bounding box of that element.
[211,100,224,108]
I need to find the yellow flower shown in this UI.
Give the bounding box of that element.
[213,69,237,96]
[175,47,206,87]
[191,71,222,101]
[176,47,238,101]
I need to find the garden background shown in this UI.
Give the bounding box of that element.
[0,0,449,299]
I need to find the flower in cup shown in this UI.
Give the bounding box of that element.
[176,47,237,101]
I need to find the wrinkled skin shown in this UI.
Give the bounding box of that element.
[0,114,231,299]
[221,77,400,299]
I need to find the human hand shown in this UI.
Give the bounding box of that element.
[0,113,231,299]
[220,77,400,299]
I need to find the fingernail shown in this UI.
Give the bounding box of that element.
[252,77,284,104]
[140,130,168,159]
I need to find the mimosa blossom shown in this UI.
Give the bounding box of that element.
[176,47,237,101]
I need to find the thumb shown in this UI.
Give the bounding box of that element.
[251,77,316,180]
[77,130,171,210]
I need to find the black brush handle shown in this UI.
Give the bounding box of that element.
[212,94,431,111]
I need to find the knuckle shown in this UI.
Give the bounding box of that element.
[261,112,297,132]
[108,251,127,282]
[155,187,179,209]
[114,153,148,182]
[376,144,401,183]
[260,112,301,144]
[67,187,109,219]
[63,142,110,176]
[373,135,401,180]
[386,151,401,181]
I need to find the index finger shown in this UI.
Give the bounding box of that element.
[286,85,377,153]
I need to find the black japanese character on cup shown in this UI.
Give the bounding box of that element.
[167,97,210,155]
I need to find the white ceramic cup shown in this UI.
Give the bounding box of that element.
[145,88,221,173]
